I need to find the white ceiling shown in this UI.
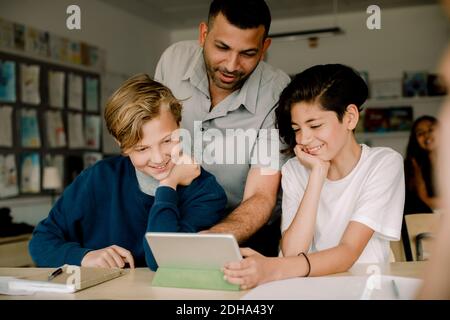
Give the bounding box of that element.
[101,0,437,30]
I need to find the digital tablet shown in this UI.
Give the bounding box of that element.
[145,232,242,270]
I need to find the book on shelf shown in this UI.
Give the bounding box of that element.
[389,106,413,132]
[0,60,16,103]
[85,76,99,112]
[20,108,41,148]
[0,154,19,198]
[68,73,83,110]
[427,74,447,96]
[0,18,14,49]
[45,110,66,148]
[0,105,13,147]
[13,23,25,51]
[371,78,402,99]
[44,154,64,192]
[363,106,413,133]
[84,115,101,150]
[363,108,390,133]
[403,71,428,97]
[20,63,41,105]
[20,153,40,194]
[48,70,65,108]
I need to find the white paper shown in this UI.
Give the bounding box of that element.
[48,70,65,108]
[68,73,82,110]
[241,275,423,300]
[0,277,35,296]
[67,112,84,148]
[20,64,41,105]
[0,105,13,147]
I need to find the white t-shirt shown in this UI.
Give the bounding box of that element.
[281,144,405,264]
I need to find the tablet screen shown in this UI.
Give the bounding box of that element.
[145,232,242,270]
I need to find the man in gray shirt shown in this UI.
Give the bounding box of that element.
[155,0,290,256]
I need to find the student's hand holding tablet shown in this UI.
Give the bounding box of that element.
[81,245,135,269]
[223,248,278,290]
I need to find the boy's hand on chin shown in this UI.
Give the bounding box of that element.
[160,154,200,188]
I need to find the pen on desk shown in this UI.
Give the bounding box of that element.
[391,279,400,299]
[48,267,64,281]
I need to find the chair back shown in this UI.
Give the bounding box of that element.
[405,213,440,261]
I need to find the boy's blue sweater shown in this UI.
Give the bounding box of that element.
[29,156,227,270]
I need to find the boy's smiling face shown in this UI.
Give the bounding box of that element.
[126,106,179,181]
[290,102,357,162]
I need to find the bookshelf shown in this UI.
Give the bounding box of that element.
[0,50,102,200]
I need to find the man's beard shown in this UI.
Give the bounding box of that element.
[203,55,252,91]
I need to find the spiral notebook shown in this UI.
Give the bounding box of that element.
[5,265,125,294]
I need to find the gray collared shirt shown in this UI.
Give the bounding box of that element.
[155,40,290,212]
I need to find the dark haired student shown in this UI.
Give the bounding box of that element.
[155,0,291,256]
[223,64,405,289]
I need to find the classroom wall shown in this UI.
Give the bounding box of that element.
[0,0,170,75]
[170,4,449,157]
[0,0,171,225]
[170,4,449,77]
[1,3,448,226]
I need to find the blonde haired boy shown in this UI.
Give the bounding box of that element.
[30,74,227,270]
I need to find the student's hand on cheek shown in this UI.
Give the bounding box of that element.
[160,154,200,188]
[223,248,273,290]
[81,245,135,269]
[294,145,330,178]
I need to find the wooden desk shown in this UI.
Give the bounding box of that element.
[0,262,425,300]
[0,234,33,267]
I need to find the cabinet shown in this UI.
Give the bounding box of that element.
[356,96,445,156]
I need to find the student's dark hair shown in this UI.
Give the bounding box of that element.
[275,64,368,154]
[208,0,271,38]
[404,115,438,196]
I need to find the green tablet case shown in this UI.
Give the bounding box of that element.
[152,267,240,291]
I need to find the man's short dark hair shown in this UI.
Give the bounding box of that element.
[208,0,271,38]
